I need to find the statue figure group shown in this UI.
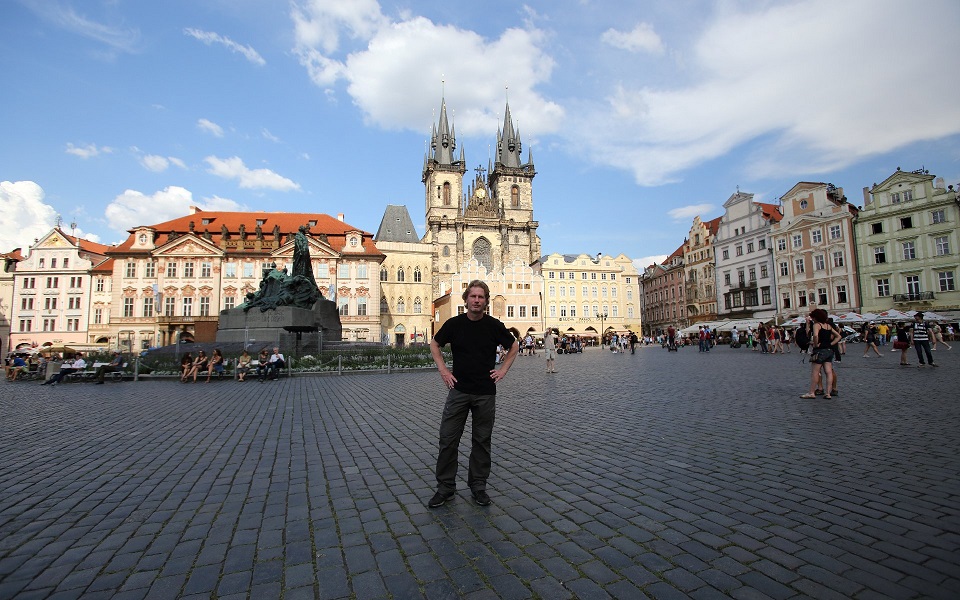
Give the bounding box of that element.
[240,224,322,312]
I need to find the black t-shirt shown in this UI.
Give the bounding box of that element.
[434,313,516,395]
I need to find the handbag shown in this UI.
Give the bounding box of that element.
[893,340,909,350]
[810,348,833,364]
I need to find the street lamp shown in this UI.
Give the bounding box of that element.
[599,311,608,347]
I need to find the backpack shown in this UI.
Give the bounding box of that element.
[794,326,810,351]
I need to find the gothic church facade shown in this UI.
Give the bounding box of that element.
[421,97,541,298]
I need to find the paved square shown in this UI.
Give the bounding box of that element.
[1,344,958,599]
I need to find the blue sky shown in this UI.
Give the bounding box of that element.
[2,0,959,269]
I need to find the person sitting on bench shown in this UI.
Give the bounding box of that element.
[264,346,285,381]
[43,353,86,386]
[95,351,123,384]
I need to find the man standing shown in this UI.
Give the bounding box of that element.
[428,280,519,508]
[910,312,938,368]
[543,328,557,373]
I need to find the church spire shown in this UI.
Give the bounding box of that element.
[496,101,522,168]
[430,97,457,165]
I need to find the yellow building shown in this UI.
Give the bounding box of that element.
[856,168,959,317]
[534,252,641,342]
[374,205,434,346]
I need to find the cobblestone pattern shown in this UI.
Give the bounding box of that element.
[0,345,958,599]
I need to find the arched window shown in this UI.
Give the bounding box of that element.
[397,268,405,282]
[380,296,389,313]
[413,267,422,282]
[443,182,451,206]
[442,246,450,257]
[511,185,520,207]
[514,235,519,244]
[414,297,422,314]
[397,297,406,313]
[380,267,388,282]
[473,237,492,272]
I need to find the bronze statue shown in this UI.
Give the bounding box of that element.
[239,223,322,312]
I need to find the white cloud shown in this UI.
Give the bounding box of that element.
[667,204,713,221]
[0,181,59,251]
[140,155,169,172]
[204,156,301,191]
[290,2,563,137]
[633,254,668,270]
[20,2,140,54]
[184,28,266,66]
[570,0,960,186]
[104,186,247,232]
[197,118,224,137]
[66,143,113,159]
[261,128,280,143]
[601,23,664,55]
[168,157,187,169]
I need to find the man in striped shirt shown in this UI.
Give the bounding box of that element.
[909,312,938,368]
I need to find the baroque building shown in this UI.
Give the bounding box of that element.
[855,168,959,318]
[101,209,383,350]
[770,182,859,321]
[8,228,109,351]
[684,216,721,324]
[714,191,782,321]
[421,97,541,299]
[374,205,434,345]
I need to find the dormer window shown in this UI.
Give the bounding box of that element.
[139,234,147,245]
[256,219,266,226]
[202,219,212,225]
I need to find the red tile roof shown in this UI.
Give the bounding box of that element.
[108,210,382,259]
[757,202,783,223]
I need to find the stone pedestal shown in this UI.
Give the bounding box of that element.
[215,300,342,353]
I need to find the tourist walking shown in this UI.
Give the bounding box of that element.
[894,322,911,365]
[428,280,519,508]
[862,323,882,357]
[931,322,952,350]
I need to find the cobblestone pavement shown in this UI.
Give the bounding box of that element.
[1,343,958,599]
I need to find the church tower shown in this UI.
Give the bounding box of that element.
[487,100,540,268]
[422,96,541,299]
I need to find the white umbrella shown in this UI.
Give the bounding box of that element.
[874,309,913,320]
[904,310,946,321]
[832,312,866,323]
[783,316,806,326]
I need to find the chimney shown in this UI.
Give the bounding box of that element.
[189,205,200,214]
[862,187,871,206]
[337,213,344,222]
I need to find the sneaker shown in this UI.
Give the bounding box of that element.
[471,489,491,506]
[918,364,925,368]
[930,363,939,367]
[427,491,454,508]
